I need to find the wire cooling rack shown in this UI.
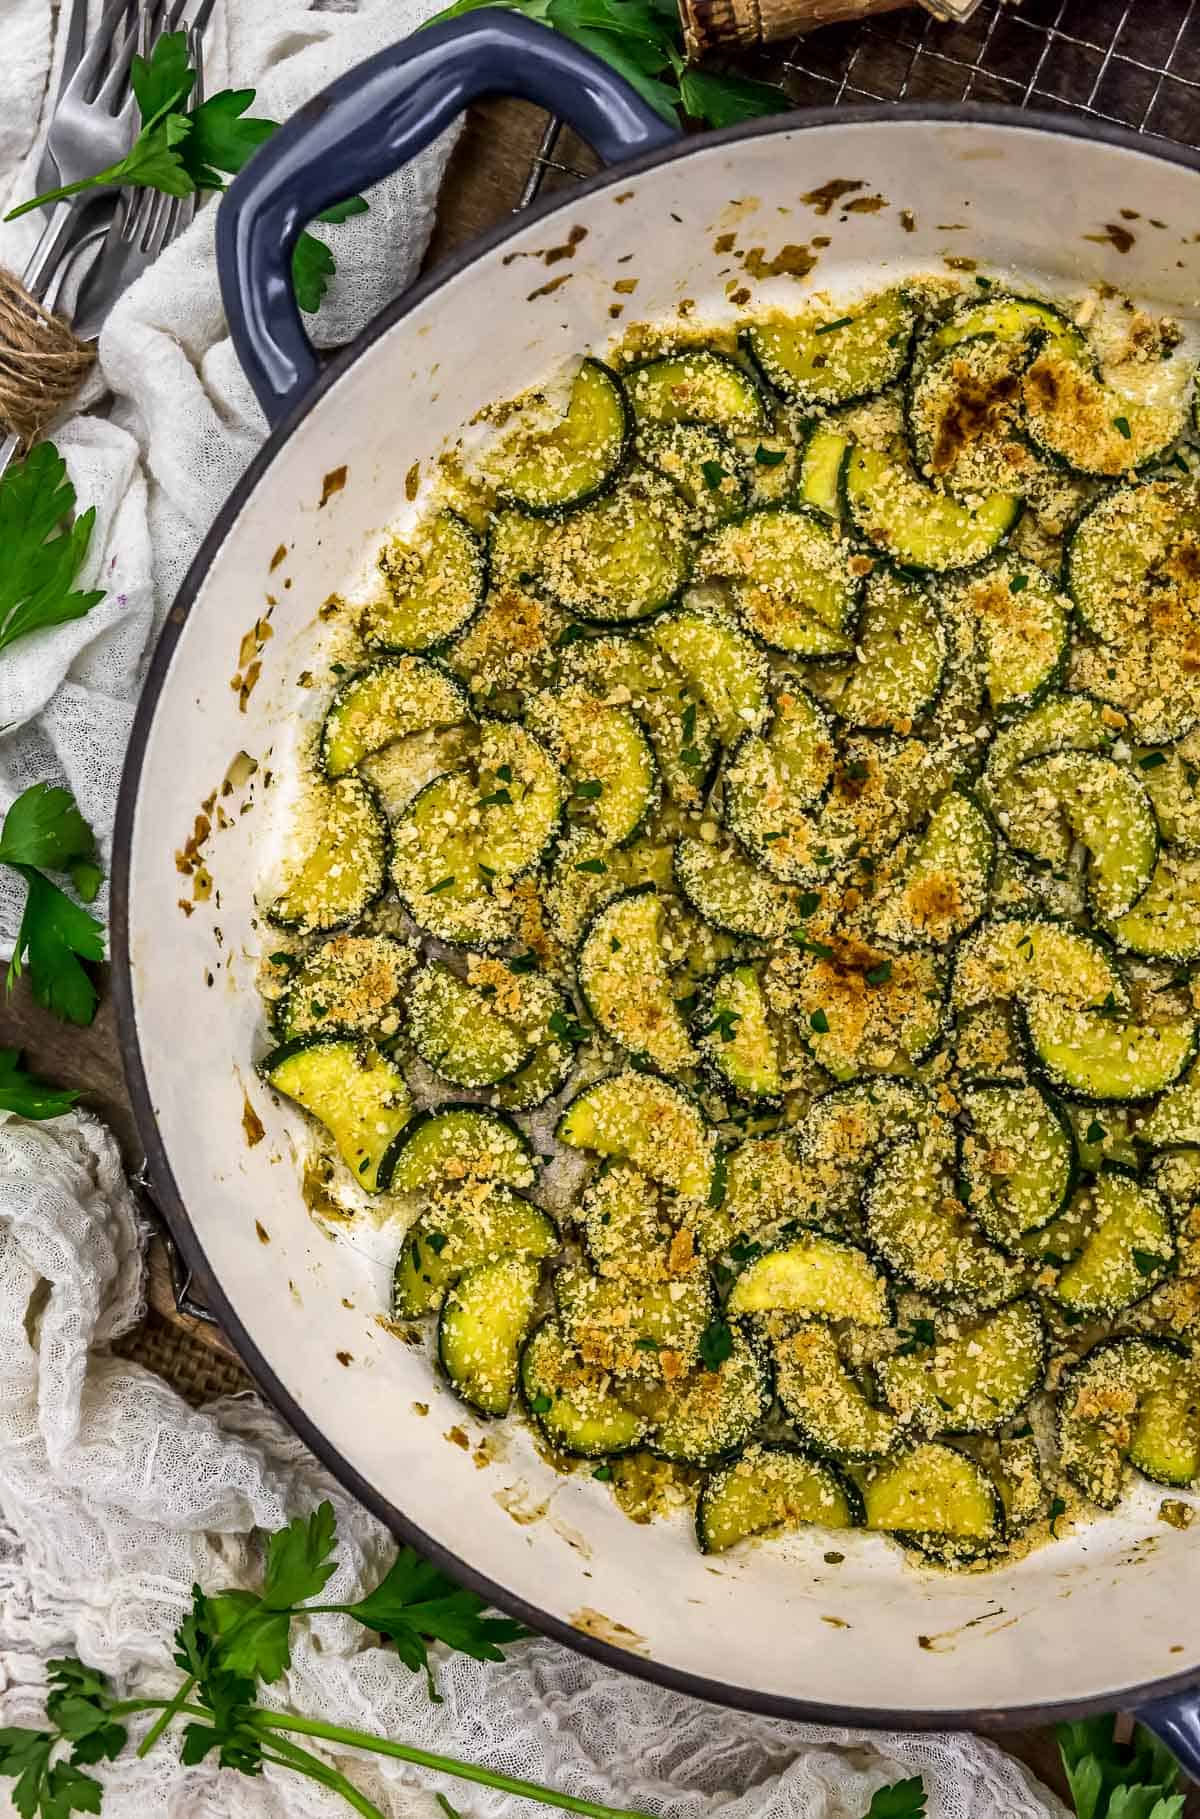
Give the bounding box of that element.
[519,0,1200,204]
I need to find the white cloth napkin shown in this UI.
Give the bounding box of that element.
[0,6,1068,1816]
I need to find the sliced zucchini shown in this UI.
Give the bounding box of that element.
[636,420,748,527]
[673,836,799,941]
[805,570,946,733]
[625,349,766,433]
[987,1433,1046,1535]
[953,1002,1025,1085]
[876,1299,1045,1435]
[391,721,563,945]
[363,510,487,653]
[1106,849,1200,964]
[696,1442,862,1553]
[487,508,550,591]
[577,888,695,1072]
[951,917,1125,1013]
[438,1255,542,1417]
[1058,1334,1197,1506]
[320,658,470,779]
[939,560,1069,713]
[797,422,848,520]
[1022,997,1198,1103]
[527,687,658,847]
[393,1187,559,1317]
[874,791,995,947]
[446,582,563,720]
[554,1262,714,1377]
[648,1324,773,1467]
[797,1079,929,1229]
[537,472,692,624]
[781,941,946,1081]
[722,688,835,880]
[260,1033,413,1194]
[579,1160,688,1282]
[556,1070,718,1201]
[278,933,416,1041]
[493,976,577,1113]
[562,632,719,812]
[727,1234,892,1328]
[743,288,915,407]
[1067,1104,1141,1174]
[696,1132,812,1258]
[921,292,1090,369]
[773,1323,900,1462]
[1151,1147,1200,1211]
[520,1319,650,1457]
[905,332,1040,498]
[499,358,631,514]
[1136,734,1200,851]
[1051,1171,1175,1315]
[1136,1061,1200,1148]
[694,507,861,657]
[649,605,770,742]
[987,847,1088,925]
[696,963,781,1103]
[406,961,533,1088]
[542,828,673,950]
[959,1082,1076,1249]
[861,1441,1003,1560]
[862,1123,1023,1306]
[1016,752,1158,919]
[386,1105,536,1196]
[268,776,388,933]
[1023,344,1186,478]
[842,443,1021,575]
[978,691,1116,864]
[742,433,800,507]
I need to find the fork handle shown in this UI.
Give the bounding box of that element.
[217,8,676,426]
[22,199,92,302]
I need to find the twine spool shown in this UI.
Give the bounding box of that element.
[680,0,980,56]
[0,263,94,449]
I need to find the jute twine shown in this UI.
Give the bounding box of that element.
[0,262,94,448]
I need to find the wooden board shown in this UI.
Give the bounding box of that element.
[2,102,1189,1804]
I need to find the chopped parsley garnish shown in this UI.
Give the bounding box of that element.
[809,1009,830,1033]
[895,1318,936,1357]
[573,778,604,799]
[478,786,512,808]
[508,950,538,974]
[426,1230,448,1256]
[1132,1248,1164,1278]
[793,931,834,959]
[548,1008,589,1044]
[865,960,893,986]
[700,460,726,489]
[754,445,787,467]
[1085,1120,1106,1145]
[844,759,870,780]
[556,623,588,647]
[679,745,703,767]
[591,1464,613,1482]
[707,1148,728,1210]
[815,315,854,335]
[706,1006,741,1043]
[1112,414,1132,439]
[1009,572,1028,593]
[681,701,697,743]
[1048,1494,1067,1536]
[1138,750,1167,770]
[633,1336,661,1353]
[424,876,455,895]
[496,764,513,783]
[575,857,608,874]
[698,1319,734,1372]
[529,1393,553,1413]
[797,890,821,916]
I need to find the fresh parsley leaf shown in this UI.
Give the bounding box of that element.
[678,65,788,127]
[130,31,195,128]
[591,1464,613,1482]
[705,1006,740,1043]
[178,88,274,188]
[864,1776,926,1819]
[755,445,787,466]
[1113,415,1132,440]
[0,1050,80,1121]
[1009,573,1028,594]
[1131,1248,1164,1278]
[548,1007,589,1045]
[895,1318,936,1357]
[263,1501,339,1608]
[340,1547,528,1698]
[1085,1119,1106,1145]
[700,459,725,489]
[1138,751,1167,771]
[699,1318,733,1372]
[206,1590,293,1685]
[293,232,338,314]
[816,315,854,335]
[7,868,104,1027]
[508,950,538,974]
[810,1008,830,1034]
[0,445,104,656]
[707,1147,728,1210]
[0,784,96,873]
[575,857,607,875]
[796,890,821,916]
[573,779,604,800]
[1057,1717,1180,1819]
[865,960,893,986]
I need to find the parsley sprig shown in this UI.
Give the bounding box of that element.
[0,444,104,659]
[0,1502,662,1819]
[1057,1716,1184,1819]
[0,1049,80,1119]
[6,35,367,313]
[2,784,105,1027]
[426,0,788,128]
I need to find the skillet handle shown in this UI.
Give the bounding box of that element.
[216,9,678,427]
[1137,1689,1200,1781]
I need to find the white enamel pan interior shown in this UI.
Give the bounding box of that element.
[115,86,1200,1729]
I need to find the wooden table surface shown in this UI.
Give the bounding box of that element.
[1,88,1175,1814]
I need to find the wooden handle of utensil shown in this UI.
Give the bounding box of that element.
[680,0,974,56]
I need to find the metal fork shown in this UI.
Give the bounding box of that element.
[71,22,206,343]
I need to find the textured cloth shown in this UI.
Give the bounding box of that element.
[0,5,1068,1816]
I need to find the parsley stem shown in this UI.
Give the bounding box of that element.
[5,169,121,220]
[254,1713,658,1819]
[261,1734,389,1819]
[135,1675,196,1758]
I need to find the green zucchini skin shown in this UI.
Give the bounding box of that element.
[695,1442,865,1554]
[498,358,634,519]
